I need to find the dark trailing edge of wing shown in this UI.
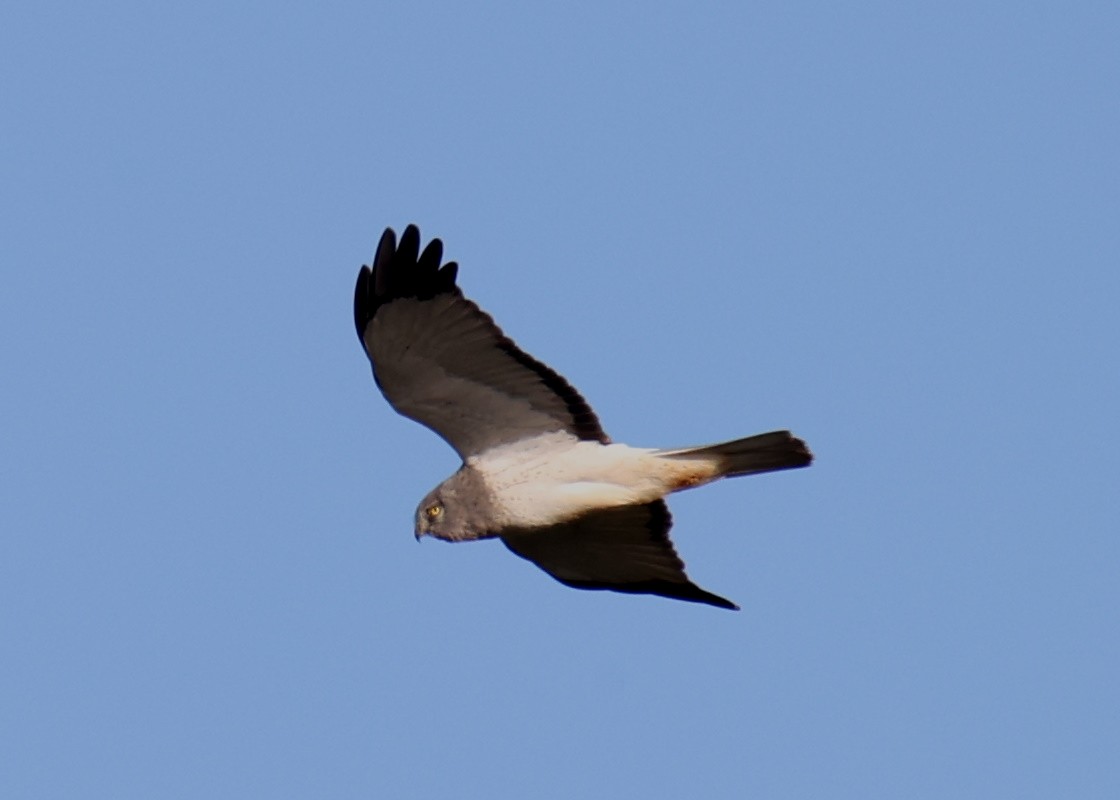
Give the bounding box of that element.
[503,501,739,611]
[354,224,609,444]
[556,576,739,610]
[559,500,739,610]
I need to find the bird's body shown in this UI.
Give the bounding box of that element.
[466,436,716,532]
[354,225,812,610]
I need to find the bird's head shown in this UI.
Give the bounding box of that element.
[414,470,494,542]
[414,487,470,542]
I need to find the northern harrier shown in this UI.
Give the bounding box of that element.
[354,225,812,610]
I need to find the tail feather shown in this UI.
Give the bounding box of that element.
[661,430,813,479]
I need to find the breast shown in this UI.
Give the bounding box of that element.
[470,437,670,529]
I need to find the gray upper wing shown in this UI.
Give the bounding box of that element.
[354,225,608,459]
[501,501,738,610]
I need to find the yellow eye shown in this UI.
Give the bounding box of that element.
[425,504,443,519]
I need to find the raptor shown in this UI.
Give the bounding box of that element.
[354,225,812,609]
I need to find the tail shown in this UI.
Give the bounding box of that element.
[660,430,813,480]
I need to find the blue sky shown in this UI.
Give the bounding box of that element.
[2,2,1117,798]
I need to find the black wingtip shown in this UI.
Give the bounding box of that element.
[377,226,397,258]
[354,224,461,349]
[397,224,420,264]
[353,265,371,342]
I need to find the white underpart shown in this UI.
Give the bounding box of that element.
[468,431,717,529]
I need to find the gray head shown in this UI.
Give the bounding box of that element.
[413,469,493,542]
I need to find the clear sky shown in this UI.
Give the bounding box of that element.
[2,2,1117,798]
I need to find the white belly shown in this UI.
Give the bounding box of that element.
[468,433,673,528]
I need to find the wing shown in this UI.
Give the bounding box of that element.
[501,501,738,610]
[354,225,608,459]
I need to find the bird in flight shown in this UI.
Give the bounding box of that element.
[353,225,812,610]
